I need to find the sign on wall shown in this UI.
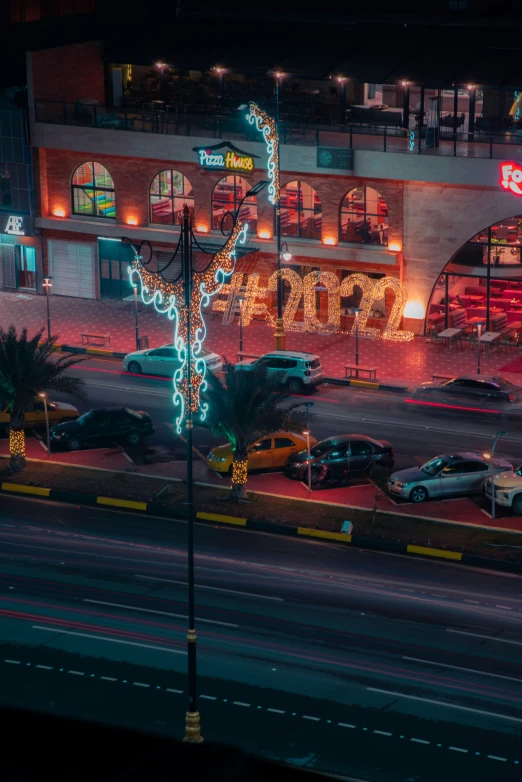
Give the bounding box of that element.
[317,147,353,171]
[500,162,522,196]
[1,214,25,236]
[193,142,259,175]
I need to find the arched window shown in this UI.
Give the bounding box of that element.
[281,181,322,240]
[212,176,257,231]
[340,186,388,245]
[72,162,115,219]
[150,170,194,225]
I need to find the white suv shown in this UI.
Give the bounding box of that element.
[485,466,522,515]
[235,351,322,392]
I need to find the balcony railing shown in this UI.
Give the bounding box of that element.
[34,100,522,160]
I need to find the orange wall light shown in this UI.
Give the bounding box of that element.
[388,241,402,252]
[258,229,272,239]
[403,300,426,319]
[53,208,66,218]
[323,236,337,246]
[126,216,138,226]
[196,224,209,233]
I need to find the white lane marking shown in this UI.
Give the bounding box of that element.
[338,723,357,729]
[68,670,85,676]
[100,676,118,682]
[496,605,512,610]
[135,574,284,602]
[267,708,285,714]
[402,656,522,684]
[166,688,183,694]
[449,747,468,753]
[133,682,150,688]
[32,625,187,655]
[410,738,430,745]
[447,629,522,647]
[4,659,20,664]
[200,695,217,701]
[488,756,507,762]
[374,730,393,736]
[35,664,53,670]
[464,600,480,604]
[367,687,522,724]
[83,598,238,628]
[233,701,250,707]
[302,715,320,721]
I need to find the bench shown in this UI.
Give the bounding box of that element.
[431,373,453,382]
[345,365,377,380]
[81,332,111,347]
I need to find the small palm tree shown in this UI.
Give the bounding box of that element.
[0,326,87,471]
[203,361,304,499]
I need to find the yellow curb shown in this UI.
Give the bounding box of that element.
[196,511,247,526]
[86,348,114,356]
[96,496,147,511]
[350,379,379,389]
[1,482,51,497]
[298,527,352,542]
[407,544,462,561]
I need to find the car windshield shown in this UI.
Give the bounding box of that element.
[421,456,449,475]
[516,466,522,477]
[310,441,335,457]
[125,408,142,419]
[77,411,94,427]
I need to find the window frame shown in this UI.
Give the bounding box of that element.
[211,175,257,232]
[340,186,388,246]
[280,180,322,241]
[71,161,115,220]
[149,169,194,226]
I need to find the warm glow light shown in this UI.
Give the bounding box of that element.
[388,242,402,252]
[258,229,272,239]
[403,300,426,319]
[126,217,138,226]
[401,80,408,87]
[467,84,475,90]
[196,224,209,233]
[323,236,337,246]
[212,65,226,75]
[53,208,66,218]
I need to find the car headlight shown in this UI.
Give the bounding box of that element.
[209,453,227,462]
[395,482,407,489]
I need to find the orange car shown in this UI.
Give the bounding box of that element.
[207,432,317,474]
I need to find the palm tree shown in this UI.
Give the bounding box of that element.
[0,326,87,471]
[203,361,304,499]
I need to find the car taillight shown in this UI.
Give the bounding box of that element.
[304,370,311,376]
[509,394,517,402]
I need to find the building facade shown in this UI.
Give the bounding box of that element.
[25,41,522,336]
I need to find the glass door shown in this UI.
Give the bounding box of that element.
[15,246,36,289]
[98,239,134,299]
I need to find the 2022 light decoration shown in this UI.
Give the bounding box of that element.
[245,103,279,206]
[127,218,248,432]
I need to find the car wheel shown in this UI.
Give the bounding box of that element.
[128,361,142,374]
[409,485,428,503]
[287,377,304,393]
[512,494,522,515]
[67,437,83,451]
[126,430,141,446]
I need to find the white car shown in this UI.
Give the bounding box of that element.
[485,466,522,515]
[235,350,323,392]
[123,344,223,376]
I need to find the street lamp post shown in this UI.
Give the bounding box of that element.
[303,429,312,492]
[43,276,52,340]
[477,322,484,375]
[274,71,286,351]
[239,297,244,354]
[484,430,506,521]
[134,284,140,350]
[39,392,50,458]
[334,75,347,125]
[351,307,361,374]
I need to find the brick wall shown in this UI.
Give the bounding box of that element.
[32,42,105,105]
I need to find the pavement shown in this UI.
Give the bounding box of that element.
[5,290,522,385]
[0,495,521,781]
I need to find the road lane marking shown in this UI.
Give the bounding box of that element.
[410,738,430,744]
[32,625,187,655]
[68,670,85,676]
[267,708,285,714]
[166,688,183,694]
[100,676,118,682]
[200,695,217,701]
[367,688,522,723]
[374,730,392,736]
[83,598,238,628]
[338,723,356,729]
[446,629,522,647]
[134,574,284,602]
[449,747,468,753]
[302,715,320,721]
[496,605,512,610]
[233,701,250,707]
[35,664,53,670]
[488,756,507,761]
[4,659,21,664]
[133,682,150,688]
[402,656,522,684]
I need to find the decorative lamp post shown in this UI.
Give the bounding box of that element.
[123,183,265,745]
[333,75,347,125]
[38,392,51,458]
[483,429,506,521]
[239,297,244,354]
[303,429,312,492]
[133,283,140,349]
[43,276,53,340]
[351,307,361,373]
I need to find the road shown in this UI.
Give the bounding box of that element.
[0,494,521,781]
[49,356,522,470]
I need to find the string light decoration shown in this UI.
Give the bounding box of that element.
[303,271,340,334]
[408,129,415,152]
[245,103,279,205]
[128,219,248,432]
[9,428,25,458]
[231,458,248,485]
[373,277,414,342]
[267,269,304,331]
[339,273,379,338]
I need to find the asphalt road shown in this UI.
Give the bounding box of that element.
[50,356,522,471]
[0,494,521,781]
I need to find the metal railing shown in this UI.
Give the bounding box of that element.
[34,100,522,160]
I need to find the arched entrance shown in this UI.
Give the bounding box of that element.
[426,215,522,335]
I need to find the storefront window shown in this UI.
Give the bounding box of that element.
[212,176,257,232]
[149,170,194,225]
[72,162,115,219]
[340,186,388,245]
[281,181,321,240]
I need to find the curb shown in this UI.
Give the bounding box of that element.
[1,481,520,576]
[57,344,128,360]
[324,376,411,393]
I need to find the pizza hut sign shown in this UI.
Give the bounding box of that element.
[500,162,522,196]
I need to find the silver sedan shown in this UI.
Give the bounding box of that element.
[388,452,513,503]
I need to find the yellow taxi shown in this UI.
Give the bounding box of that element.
[0,399,79,433]
[207,432,317,474]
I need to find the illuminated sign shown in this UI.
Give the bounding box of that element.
[193,142,258,175]
[3,215,25,236]
[500,162,522,196]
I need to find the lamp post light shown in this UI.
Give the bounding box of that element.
[476,321,484,375]
[303,429,312,492]
[281,241,291,262]
[351,307,361,373]
[38,392,50,458]
[333,75,348,125]
[43,276,52,340]
[156,62,167,102]
[484,430,506,520]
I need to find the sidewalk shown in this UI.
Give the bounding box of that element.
[5,291,522,385]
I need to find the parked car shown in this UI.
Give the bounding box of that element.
[485,466,522,515]
[207,432,317,474]
[285,434,394,485]
[235,351,323,392]
[50,407,154,451]
[123,344,222,377]
[0,398,79,434]
[388,452,513,503]
[408,375,522,414]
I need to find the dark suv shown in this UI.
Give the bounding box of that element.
[50,407,154,451]
[285,434,394,485]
